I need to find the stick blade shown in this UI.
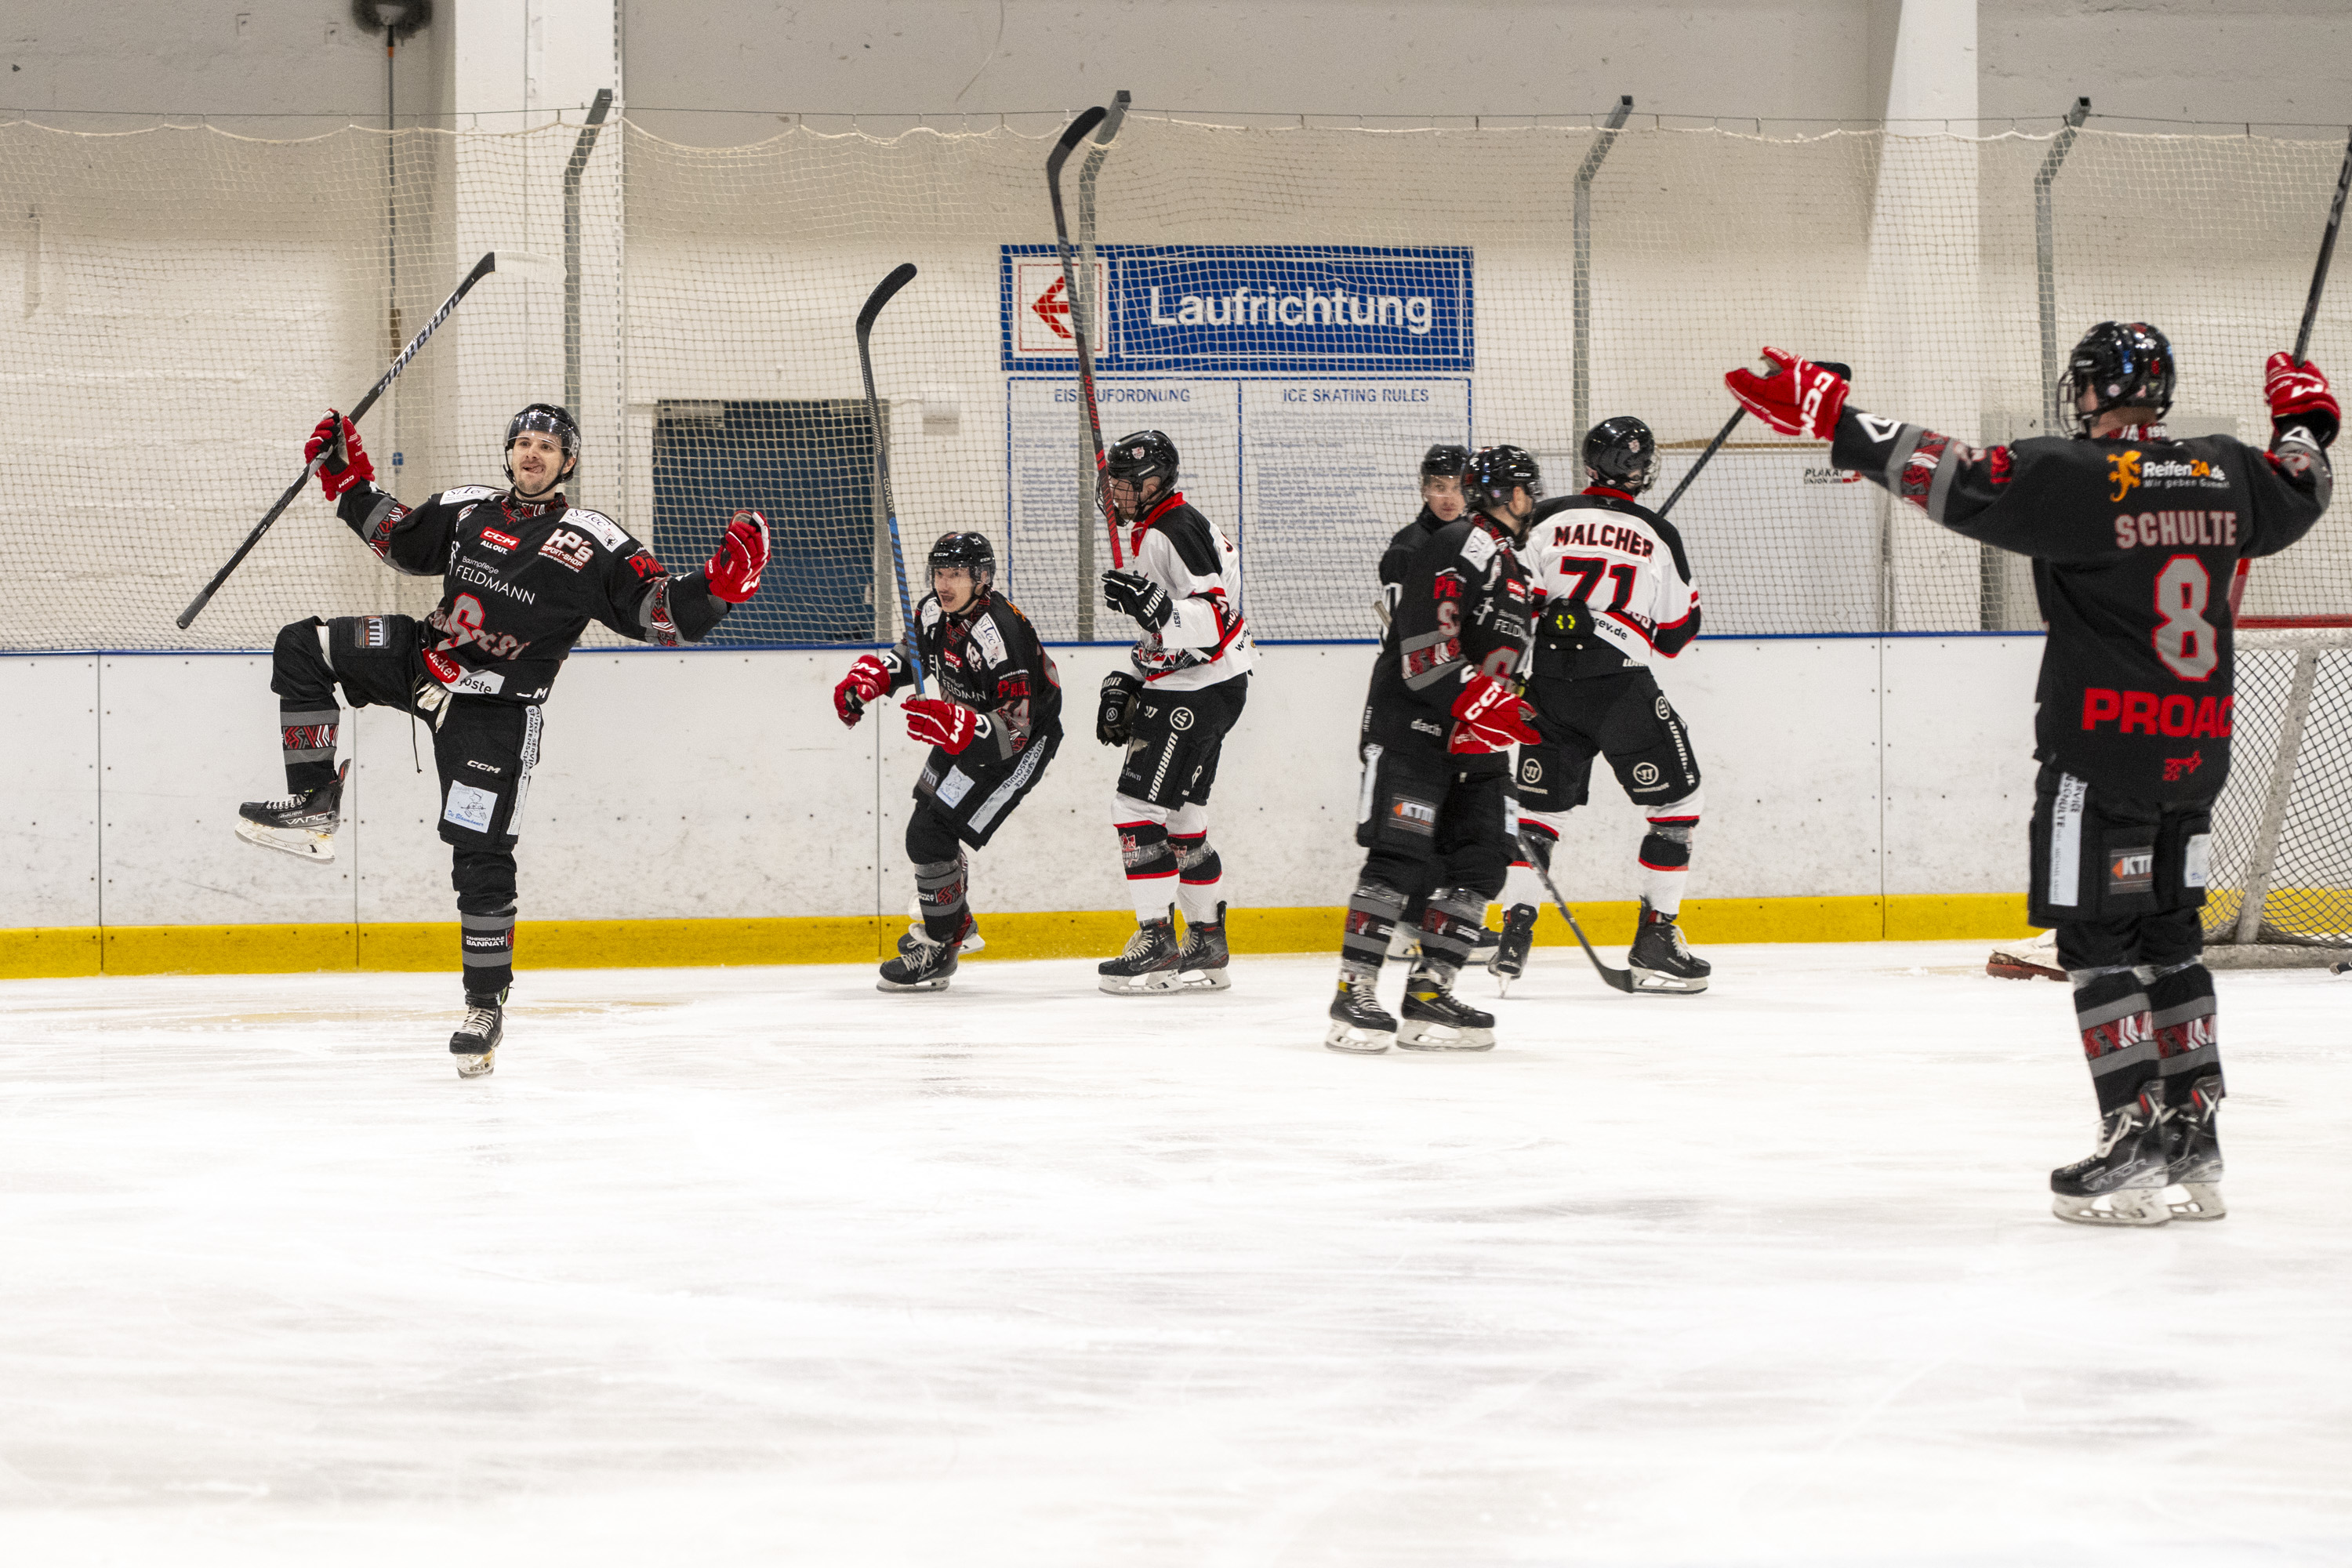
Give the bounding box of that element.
[1048,107,1109,177]
[856,263,919,336]
[491,249,560,285]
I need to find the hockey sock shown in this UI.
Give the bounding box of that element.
[269,618,342,793]
[913,854,970,943]
[2146,959,2220,1107]
[1117,819,1178,924]
[453,848,517,1000]
[279,706,342,797]
[2070,964,2158,1115]
[1341,880,1408,976]
[1502,818,1559,910]
[1171,832,1224,926]
[1414,885,1489,983]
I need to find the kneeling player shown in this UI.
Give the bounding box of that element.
[834,532,1064,992]
[1497,417,1709,994]
[234,405,768,1076]
[1722,326,2333,1223]
[1327,445,1538,1053]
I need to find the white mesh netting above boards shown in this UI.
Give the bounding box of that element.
[0,117,2346,652]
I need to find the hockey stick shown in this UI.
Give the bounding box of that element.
[1655,361,1850,519]
[1046,105,1124,571]
[1514,831,1638,994]
[855,262,925,695]
[177,249,504,630]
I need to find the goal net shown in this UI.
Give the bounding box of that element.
[0,115,2345,653]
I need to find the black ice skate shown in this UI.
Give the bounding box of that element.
[1628,901,1711,994]
[1099,909,1182,995]
[1397,967,1496,1051]
[2049,1091,2169,1226]
[450,992,504,1080]
[1174,901,1232,992]
[1324,968,1397,1054]
[2161,1074,2226,1221]
[880,916,968,993]
[234,760,350,865]
[1488,902,1539,994]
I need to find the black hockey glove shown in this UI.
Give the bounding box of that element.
[1097,670,1142,746]
[1537,596,1595,651]
[1101,568,1172,632]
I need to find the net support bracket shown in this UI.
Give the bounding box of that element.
[2034,96,2091,435]
[1073,89,1128,642]
[2231,644,2321,944]
[1572,95,1633,451]
[564,88,615,419]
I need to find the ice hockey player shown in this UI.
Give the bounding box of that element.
[234,405,769,1077]
[1723,326,2334,1225]
[833,532,1065,993]
[1093,430,1258,993]
[1491,416,1710,996]
[1327,445,1539,1053]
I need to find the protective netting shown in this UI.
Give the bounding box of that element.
[0,116,2346,652]
[2203,627,2352,951]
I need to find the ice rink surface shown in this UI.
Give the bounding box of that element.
[2,942,2348,1566]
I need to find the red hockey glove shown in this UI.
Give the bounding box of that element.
[2266,353,2339,448]
[904,696,989,755]
[1724,348,1850,440]
[1448,672,1540,754]
[706,509,770,603]
[304,411,374,502]
[833,652,893,727]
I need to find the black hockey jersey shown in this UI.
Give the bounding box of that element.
[883,587,1064,766]
[1367,510,1534,745]
[338,481,732,704]
[1831,411,2332,799]
[1375,503,1450,626]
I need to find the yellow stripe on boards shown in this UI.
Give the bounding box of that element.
[0,895,2042,980]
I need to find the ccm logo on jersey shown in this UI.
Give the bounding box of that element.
[2081,688,2233,737]
[480,528,521,553]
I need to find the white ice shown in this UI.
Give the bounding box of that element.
[2,943,2349,1566]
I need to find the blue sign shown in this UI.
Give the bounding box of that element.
[1002,245,1474,374]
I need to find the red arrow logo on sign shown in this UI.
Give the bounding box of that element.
[1032,275,1072,339]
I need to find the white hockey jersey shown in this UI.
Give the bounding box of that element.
[1521,488,1703,674]
[1119,490,1258,692]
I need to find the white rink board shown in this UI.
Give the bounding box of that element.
[0,946,2347,1562]
[5,636,2048,927]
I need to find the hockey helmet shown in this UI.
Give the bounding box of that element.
[504,402,580,485]
[928,530,996,592]
[1105,429,1179,491]
[1583,416,1658,495]
[1461,444,1543,516]
[1419,442,1472,482]
[2059,322,2176,434]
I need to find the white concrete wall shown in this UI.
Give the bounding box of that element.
[1,636,2046,928]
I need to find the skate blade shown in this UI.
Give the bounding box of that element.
[1396,1020,1496,1052]
[1630,967,1708,994]
[1323,1021,1393,1054]
[1987,956,2067,982]
[1099,971,1181,996]
[1173,968,1231,992]
[2050,1186,2169,1226]
[235,818,336,863]
[2163,1181,2227,1221]
[454,1049,495,1080]
[877,975,953,993]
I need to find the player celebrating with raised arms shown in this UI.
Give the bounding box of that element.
[834,532,1065,993]
[1723,327,2334,1225]
[1093,430,1258,993]
[1493,416,1710,995]
[1327,445,1539,1054]
[233,405,769,1077]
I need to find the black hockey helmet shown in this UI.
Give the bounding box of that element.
[504,402,580,484]
[2059,322,2176,434]
[928,530,995,591]
[1419,442,1472,483]
[1583,416,1658,495]
[1461,444,1542,516]
[1105,429,1179,491]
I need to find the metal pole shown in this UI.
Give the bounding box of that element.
[2034,97,2090,434]
[564,89,615,419]
[1573,96,1632,449]
[2233,645,2320,944]
[386,24,399,358]
[1073,89,1127,641]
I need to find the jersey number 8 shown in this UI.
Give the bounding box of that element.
[2153,555,2219,681]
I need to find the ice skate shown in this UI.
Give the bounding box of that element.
[2161,1074,2227,1221]
[1488,902,1538,994]
[902,897,984,955]
[1468,920,1500,960]
[234,760,349,865]
[1099,909,1182,995]
[880,916,967,993]
[1173,901,1232,991]
[2049,1091,2169,1226]
[450,993,503,1080]
[1397,967,1496,1051]
[1628,901,1710,994]
[1325,968,1396,1053]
